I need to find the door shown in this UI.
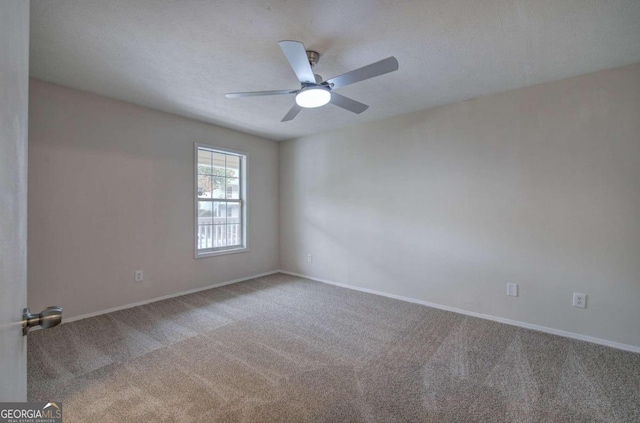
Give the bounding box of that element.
[0,0,30,402]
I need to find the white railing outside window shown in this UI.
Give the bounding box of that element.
[196,217,241,249]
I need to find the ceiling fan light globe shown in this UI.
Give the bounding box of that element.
[295,88,331,108]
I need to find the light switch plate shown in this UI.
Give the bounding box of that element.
[507,283,518,297]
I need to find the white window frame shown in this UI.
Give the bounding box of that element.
[194,143,248,258]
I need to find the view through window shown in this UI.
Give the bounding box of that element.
[196,145,245,255]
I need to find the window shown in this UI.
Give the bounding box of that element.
[195,144,246,257]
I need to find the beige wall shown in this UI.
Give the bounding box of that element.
[28,63,640,348]
[0,0,29,401]
[280,63,640,347]
[28,80,279,319]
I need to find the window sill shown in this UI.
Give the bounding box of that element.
[195,247,249,259]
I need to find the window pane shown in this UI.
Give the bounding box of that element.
[212,152,226,173]
[212,176,226,199]
[198,175,211,198]
[226,178,239,199]
[197,201,213,225]
[213,224,227,248]
[226,203,241,224]
[197,225,213,249]
[197,149,212,172]
[226,224,241,246]
[226,154,240,177]
[212,201,227,224]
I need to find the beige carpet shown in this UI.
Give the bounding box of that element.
[28,273,640,422]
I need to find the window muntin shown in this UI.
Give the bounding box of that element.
[195,145,246,256]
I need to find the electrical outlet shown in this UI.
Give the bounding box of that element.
[572,292,586,308]
[307,254,313,263]
[134,270,144,282]
[507,283,518,297]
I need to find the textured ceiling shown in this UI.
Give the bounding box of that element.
[30,0,640,141]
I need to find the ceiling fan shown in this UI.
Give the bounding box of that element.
[225,40,399,122]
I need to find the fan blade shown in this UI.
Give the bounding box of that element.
[330,93,369,114]
[326,56,398,89]
[279,40,316,84]
[281,104,302,122]
[225,89,297,98]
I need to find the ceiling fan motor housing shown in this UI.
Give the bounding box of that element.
[306,50,320,67]
[306,51,323,83]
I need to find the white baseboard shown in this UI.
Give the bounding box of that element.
[278,270,640,354]
[59,270,280,325]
